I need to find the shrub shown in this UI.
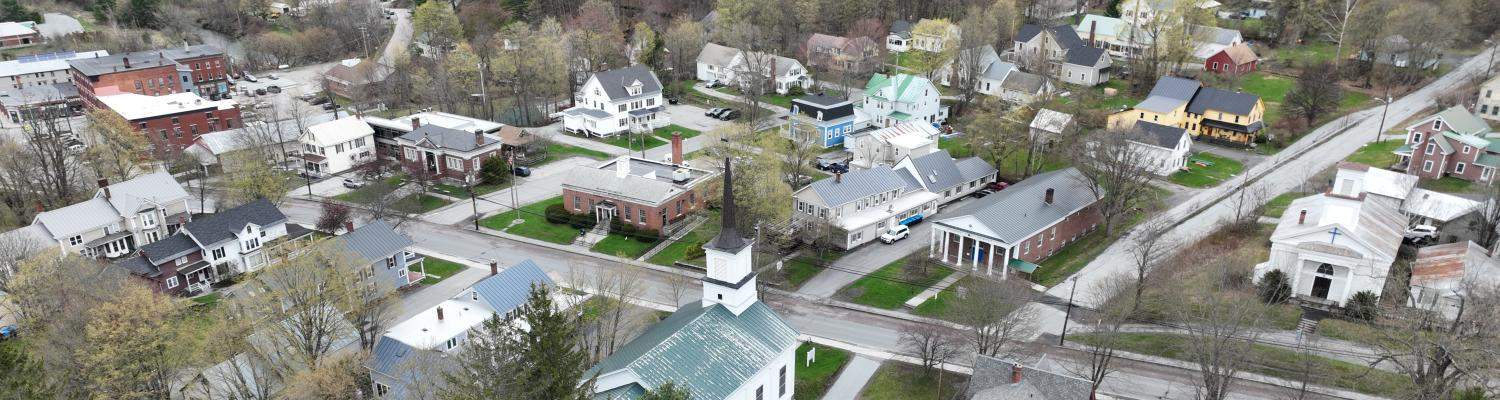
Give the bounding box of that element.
[787,85,807,97]
[1344,291,1381,321]
[480,156,511,186]
[1257,270,1292,304]
[683,245,706,261]
[544,203,572,224]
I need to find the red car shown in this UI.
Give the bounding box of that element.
[986,181,1009,191]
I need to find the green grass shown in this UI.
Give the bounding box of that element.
[545,143,613,161]
[938,137,1067,179]
[1072,332,1412,398]
[1418,176,1474,194]
[478,196,580,244]
[393,193,451,214]
[837,255,953,309]
[1241,72,1294,103]
[716,86,795,108]
[911,276,975,317]
[781,250,848,290]
[1029,186,1168,286]
[653,124,702,140]
[593,133,668,151]
[646,211,721,267]
[1168,152,1246,188]
[417,256,467,285]
[189,293,221,307]
[794,343,852,400]
[590,234,660,259]
[860,362,968,400]
[1262,191,1309,218]
[1268,42,1348,67]
[1344,139,1404,167]
[332,175,407,203]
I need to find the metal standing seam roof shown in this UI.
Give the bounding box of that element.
[1430,106,1493,136]
[32,171,190,238]
[1272,194,1406,262]
[1443,131,1491,149]
[904,150,996,193]
[1411,241,1500,288]
[805,166,919,207]
[563,166,685,206]
[890,20,914,38]
[1075,14,1129,39]
[1135,76,1201,114]
[934,167,1098,244]
[1186,86,1260,116]
[590,64,664,102]
[865,73,934,104]
[336,220,413,265]
[398,124,501,152]
[1030,109,1074,134]
[302,116,375,147]
[181,199,288,247]
[469,259,555,314]
[587,301,799,399]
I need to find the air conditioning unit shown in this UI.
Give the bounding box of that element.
[672,168,691,182]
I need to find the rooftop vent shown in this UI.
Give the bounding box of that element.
[672,168,691,182]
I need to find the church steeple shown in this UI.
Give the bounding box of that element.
[701,158,758,315]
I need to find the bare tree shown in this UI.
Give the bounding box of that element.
[951,3,1002,116]
[1070,130,1158,235]
[0,231,42,289]
[943,278,1039,357]
[5,254,129,399]
[1175,253,1269,400]
[248,242,363,374]
[1314,0,1364,71]
[898,323,963,378]
[1226,176,1269,226]
[1126,217,1176,314]
[1062,272,1137,395]
[1467,182,1500,248]
[1373,280,1500,400]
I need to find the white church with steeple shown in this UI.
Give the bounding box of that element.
[585,159,801,400]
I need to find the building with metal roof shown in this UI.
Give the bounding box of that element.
[1393,106,1500,184]
[967,354,1095,400]
[930,167,1101,277]
[858,73,948,129]
[1410,241,1500,320]
[16,171,191,261]
[336,220,422,291]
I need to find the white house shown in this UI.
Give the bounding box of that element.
[886,20,914,53]
[1123,121,1192,176]
[20,171,192,259]
[1476,74,1500,122]
[847,121,940,168]
[1120,0,1222,28]
[589,162,800,400]
[122,199,304,295]
[1012,24,1112,87]
[298,116,375,177]
[857,73,948,129]
[1410,241,1500,320]
[793,151,995,249]
[937,45,1052,104]
[0,50,107,90]
[560,65,669,137]
[1255,163,1410,308]
[695,42,810,95]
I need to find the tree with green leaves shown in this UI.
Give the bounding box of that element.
[480,156,512,187]
[78,284,184,399]
[121,0,160,28]
[640,381,692,400]
[442,284,594,400]
[413,1,463,56]
[0,0,41,23]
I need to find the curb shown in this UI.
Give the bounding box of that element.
[1056,341,1380,400]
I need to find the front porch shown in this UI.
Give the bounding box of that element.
[928,225,1033,280]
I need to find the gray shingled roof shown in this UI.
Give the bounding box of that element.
[935,167,1098,244]
[587,301,798,399]
[470,259,554,315]
[967,354,1094,400]
[806,166,918,207]
[793,95,854,121]
[1187,86,1259,116]
[906,150,995,193]
[139,232,200,265]
[592,64,664,102]
[1001,70,1047,94]
[1065,45,1106,66]
[1017,24,1085,49]
[336,220,412,265]
[399,124,500,152]
[697,42,740,68]
[890,20,914,38]
[181,199,287,247]
[1127,121,1188,149]
[68,45,223,76]
[115,255,160,277]
[1136,76,1201,114]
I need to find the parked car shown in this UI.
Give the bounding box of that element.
[666,96,680,105]
[705,81,724,88]
[309,96,331,105]
[705,107,727,117]
[342,178,365,189]
[968,190,990,199]
[243,73,259,83]
[513,166,532,177]
[879,225,911,244]
[717,109,741,120]
[986,181,1009,191]
[254,88,267,96]
[267,85,281,93]
[297,92,320,102]
[321,103,337,110]
[1404,225,1438,243]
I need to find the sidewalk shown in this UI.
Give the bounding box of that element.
[821,356,881,400]
[903,272,963,308]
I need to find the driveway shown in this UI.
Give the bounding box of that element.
[421,156,599,225]
[796,196,978,298]
[378,8,412,67]
[35,13,83,38]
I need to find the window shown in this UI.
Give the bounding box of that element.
[1412,132,1423,143]
[1316,263,1334,275]
[1457,162,1467,173]
[1426,143,1436,155]
[446,156,463,170]
[244,237,261,250]
[1423,160,1434,172]
[618,104,626,112]
[446,337,458,350]
[573,196,581,210]
[375,383,389,397]
[386,256,396,269]
[780,366,787,396]
[355,138,366,147]
[212,248,226,260]
[1484,105,1491,114]
[404,148,417,160]
[335,143,345,153]
[623,206,632,221]
[140,212,157,228]
[1433,120,1442,130]
[166,276,179,288]
[639,209,647,222]
[1465,146,1472,154]
[68,235,82,246]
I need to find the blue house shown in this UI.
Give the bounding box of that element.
[790,94,857,148]
[336,220,422,292]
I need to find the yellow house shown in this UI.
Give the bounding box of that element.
[1107,76,1265,147]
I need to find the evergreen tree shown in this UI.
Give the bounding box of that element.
[640,381,692,400]
[441,284,594,400]
[0,0,40,23]
[479,157,511,187]
[439,314,519,399]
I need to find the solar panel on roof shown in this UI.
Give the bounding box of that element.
[16,51,76,63]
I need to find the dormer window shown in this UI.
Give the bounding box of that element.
[627,80,643,96]
[1433,120,1442,130]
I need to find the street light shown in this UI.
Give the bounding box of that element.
[1059,275,1080,346]
[467,180,480,231]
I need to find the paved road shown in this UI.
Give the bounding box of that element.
[822,356,881,400]
[378,8,412,67]
[35,13,83,38]
[1027,47,1497,337]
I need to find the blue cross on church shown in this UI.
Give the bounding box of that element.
[1329,227,1341,244]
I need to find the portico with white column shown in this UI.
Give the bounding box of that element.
[929,223,1016,279]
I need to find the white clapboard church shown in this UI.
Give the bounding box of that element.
[587,159,800,400]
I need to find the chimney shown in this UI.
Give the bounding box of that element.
[1044,188,1054,205]
[344,221,354,233]
[410,117,421,130]
[33,200,43,213]
[474,130,484,146]
[671,132,684,165]
[1089,21,1098,47]
[835,171,843,183]
[489,261,498,276]
[1298,210,1308,224]
[122,57,130,68]
[436,307,445,321]
[98,178,111,199]
[1011,363,1023,384]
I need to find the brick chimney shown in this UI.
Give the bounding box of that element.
[489,261,498,276]
[474,130,484,146]
[1089,21,1097,47]
[1011,363,1023,384]
[98,178,111,199]
[671,132,684,165]
[1298,210,1307,224]
[122,57,130,68]
[436,306,445,321]
[835,171,843,183]
[410,117,421,130]
[1044,188,1054,205]
[344,221,354,233]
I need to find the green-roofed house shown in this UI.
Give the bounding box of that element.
[587,159,800,400]
[1394,106,1500,184]
[858,73,948,130]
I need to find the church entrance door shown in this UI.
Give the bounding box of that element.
[1311,276,1332,299]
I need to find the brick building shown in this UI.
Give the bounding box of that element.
[929,167,1101,279]
[1394,106,1500,183]
[96,92,241,153]
[0,22,39,50]
[395,123,505,183]
[560,136,717,233]
[69,45,231,108]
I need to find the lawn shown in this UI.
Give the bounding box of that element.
[418,256,468,285]
[590,233,660,259]
[716,86,795,108]
[1075,79,1141,112]
[478,196,581,245]
[794,343,852,400]
[1267,42,1350,68]
[938,137,1068,179]
[1262,191,1309,218]
[545,143,613,161]
[836,255,953,309]
[780,249,848,290]
[594,133,668,152]
[646,211,721,267]
[1029,186,1169,287]
[1072,332,1412,398]
[859,362,968,400]
[332,175,407,203]
[1168,152,1245,188]
[1418,176,1474,194]
[1344,139,1404,168]
[911,276,976,318]
[1241,72,1294,103]
[189,293,221,307]
[653,124,703,140]
[393,193,451,214]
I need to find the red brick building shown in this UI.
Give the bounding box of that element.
[96,92,242,153]
[69,45,232,108]
[930,167,1102,279]
[0,22,40,49]
[560,136,716,233]
[1395,106,1500,183]
[395,123,506,183]
[1205,42,1259,76]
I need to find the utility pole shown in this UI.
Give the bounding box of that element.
[199,164,208,213]
[468,181,479,231]
[1374,88,1392,145]
[1059,275,1079,346]
[358,26,372,59]
[509,153,521,223]
[476,62,491,120]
